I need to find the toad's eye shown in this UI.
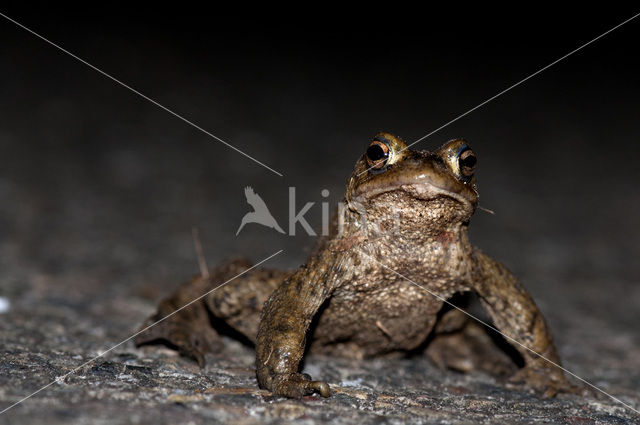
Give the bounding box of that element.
[366,140,391,170]
[437,139,477,183]
[458,147,477,180]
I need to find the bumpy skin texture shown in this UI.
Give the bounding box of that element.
[136,132,570,399]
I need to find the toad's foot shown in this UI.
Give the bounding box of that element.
[135,275,222,367]
[134,305,221,367]
[426,310,518,377]
[268,373,331,399]
[506,365,573,398]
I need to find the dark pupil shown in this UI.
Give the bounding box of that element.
[367,144,387,161]
[460,154,476,168]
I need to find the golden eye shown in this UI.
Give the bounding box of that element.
[366,140,391,170]
[458,147,477,180]
[437,139,477,183]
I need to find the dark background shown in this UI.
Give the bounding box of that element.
[1,5,639,424]
[2,6,639,270]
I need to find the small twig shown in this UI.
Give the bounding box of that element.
[192,226,209,279]
[478,205,495,215]
[375,320,393,339]
[263,348,273,365]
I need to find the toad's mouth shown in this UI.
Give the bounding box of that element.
[400,182,471,206]
[352,181,473,208]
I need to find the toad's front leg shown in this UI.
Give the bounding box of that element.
[255,253,341,399]
[471,248,570,397]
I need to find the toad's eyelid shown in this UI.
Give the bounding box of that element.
[455,144,470,158]
[372,135,392,146]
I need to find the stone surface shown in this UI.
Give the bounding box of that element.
[1,276,638,425]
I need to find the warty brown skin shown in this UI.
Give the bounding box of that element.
[136,132,570,399]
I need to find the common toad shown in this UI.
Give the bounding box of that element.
[136,132,570,399]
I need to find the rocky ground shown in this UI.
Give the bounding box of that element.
[1,9,640,424]
[1,250,638,425]
[1,278,639,425]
